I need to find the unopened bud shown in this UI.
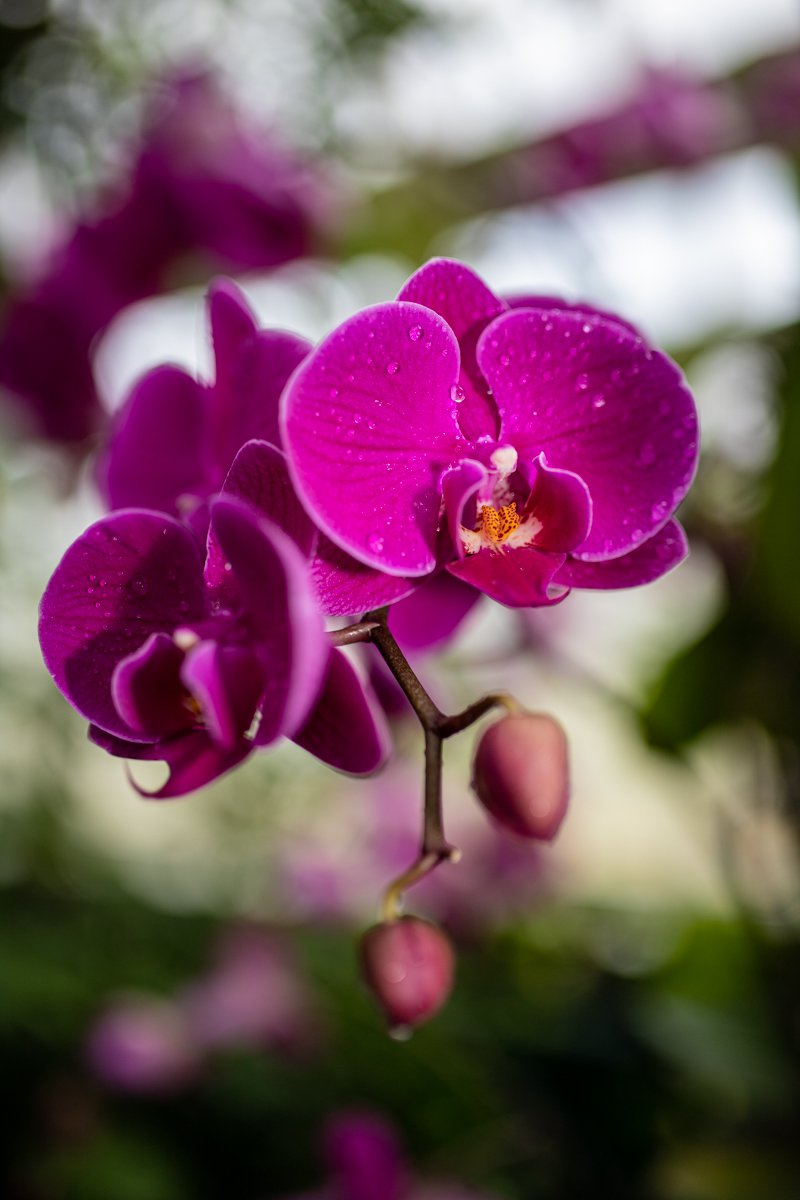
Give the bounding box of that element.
[359,916,454,1031]
[471,711,569,841]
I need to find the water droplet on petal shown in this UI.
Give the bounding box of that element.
[499,354,510,367]
[408,324,423,342]
[367,533,385,554]
[450,384,466,404]
[386,361,400,376]
[131,578,149,596]
[591,393,606,410]
[576,373,589,391]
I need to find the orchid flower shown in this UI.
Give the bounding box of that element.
[283,258,698,609]
[39,495,389,797]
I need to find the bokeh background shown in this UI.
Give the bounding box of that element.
[2,1,800,1196]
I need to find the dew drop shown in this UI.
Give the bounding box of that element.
[591,393,606,409]
[408,324,423,342]
[450,384,466,404]
[499,354,510,367]
[386,361,400,376]
[576,373,589,392]
[651,500,669,521]
[329,386,339,399]
[367,533,385,554]
[131,578,149,596]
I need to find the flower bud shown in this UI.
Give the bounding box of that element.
[359,916,454,1031]
[471,711,569,841]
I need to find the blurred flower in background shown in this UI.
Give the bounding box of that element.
[0,66,327,445]
[281,1110,498,1200]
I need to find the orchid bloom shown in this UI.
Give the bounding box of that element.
[101,277,414,618]
[282,258,699,609]
[39,495,389,797]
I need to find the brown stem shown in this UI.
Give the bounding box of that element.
[357,609,517,920]
[328,620,381,647]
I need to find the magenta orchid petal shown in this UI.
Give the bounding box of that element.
[388,572,481,651]
[292,648,391,775]
[89,724,252,798]
[504,293,642,339]
[448,545,567,608]
[398,257,505,345]
[180,639,265,750]
[218,329,312,460]
[214,437,410,621]
[398,258,504,442]
[556,518,689,589]
[137,733,251,799]
[111,632,190,739]
[282,301,467,576]
[39,510,208,739]
[526,453,592,553]
[207,277,312,474]
[218,440,317,555]
[208,277,259,386]
[311,535,415,618]
[208,497,327,743]
[441,458,489,559]
[98,366,212,516]
[477,307,698,559]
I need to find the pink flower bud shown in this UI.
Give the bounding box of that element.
[359,916,454,1031]
[471,712,569,841]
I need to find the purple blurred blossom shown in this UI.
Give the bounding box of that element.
[516,68,745,200]
[280,1111,497,1200]
[283,257,698,610]
[0,69,327,446]
[38,495,389,796]
[86,994,201,1094]
[180,925,322,1055]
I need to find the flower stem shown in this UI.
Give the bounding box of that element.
[335,608,520,920]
